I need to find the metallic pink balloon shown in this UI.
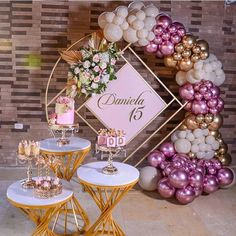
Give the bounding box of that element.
[156,49,164,58]
[207,166,217,175]
[185,101,192,111]
[207,98,218,108]
[160,161,168,170]
[194,186,203,197]
[195,165,206,176]
[172,21,185,29]
[173,160,183,168]
[204,91,212,100]
[193,82,201,91]
[160,142,176,157]
[171,33,181,44]
[212,159,222,170]
[199,85,208,95]
[168,24,177,34]
[147,151,165,167]
[177,27,186,37]
[163,163,174,176]
[203,175,219,193]
[210,86,220,98]
[156,15,172,29]
[169,169,189,188]
[145,42,158,53]
[161,31,171,40]
[195,92,203,101]
[154,36,163,44]
[159,41,174,56]
[209,107,218,115]
[176,186,195,204]
[217,98,224,111]
[217,168,234,187]
[157,177,176,198]
[191,100,208,114]
[179,83,195,100]
[154,25,163,35]
[204,81,213,88]
[189,171,204,188]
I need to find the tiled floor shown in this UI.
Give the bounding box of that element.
[0,168,236,236]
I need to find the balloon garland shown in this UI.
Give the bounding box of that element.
[96,1,234,204]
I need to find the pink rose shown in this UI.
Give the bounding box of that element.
[94,66,100,72]
[93,54,100,63]
[94,76,100,83]
[111,58,116,65]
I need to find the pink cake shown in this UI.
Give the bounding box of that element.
[55,96,74,125]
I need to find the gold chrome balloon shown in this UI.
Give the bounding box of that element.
[191,53,200,62]
[185,115,199,129]
[200,51,209,60]
[175,43,184,53]
[188,152,196,158]
[192,45,201,54]
[204,113,214,124]
[209,130,219,137]
[208,114,223,131]
[218,153,232,166]
[196,39,209,51]
[218,146,227,155]
[182,34,196,49]
[173,52,182,61]
[200,122,208,129]
[216,138,224,145]
[178,58,193,71]
[196,114,205,124]
[182,49,191,58]
[164,56,177,68]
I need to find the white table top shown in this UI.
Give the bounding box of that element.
[40,137,91,153]
[7,180,73,207]
[77,161,139,187]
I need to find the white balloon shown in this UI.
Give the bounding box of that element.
[144,16,156,30]
[212,141,220,150]
[137,28,148,39]
[206,135,215,145]
[104,23,123,42]
[143,5,159,17]
[193,128,203,138]
[127,15,137,24]
[186,133,195,142]
[199,143,207,152]
[147,31,155,41]
[187,70,200,84]
[137,38,149,46]
[98,12,108,28]
[196,152,205,159]
[205,150,215,159]
[113,15,124,25]
[128,1,145,10]
[120,21,129,30]
[178,130,187,139]
[138,166,161,191]
[191,144,199,153]
[202,129,209,136]
[194,60,203,70]
[136,10,146,20]
[123,27,138,43]
[193,138,202,145]
[171,133,178,142]
[174,139,191,154]
[132,19,144,30]
[105,12,115,23]
[115,6,128,18]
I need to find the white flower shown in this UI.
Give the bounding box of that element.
[91,82,98,89]
[99,62,107,70]
[101,74,109,83]
[92,62,95,67]
[83,60,91,69]
[81,88,87,94]
[100,52,110,63]
[74,67,80,74]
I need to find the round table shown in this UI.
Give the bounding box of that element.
[7,180,73,236]
[40,137,91,234]
[77,161,139,236]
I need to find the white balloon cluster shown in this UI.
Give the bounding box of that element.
[171,128,220,160]
[176,54,225,86]
[98,1,159,46]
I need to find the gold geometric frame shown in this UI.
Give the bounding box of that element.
[45,34,187,167]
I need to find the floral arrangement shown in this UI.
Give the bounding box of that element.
[60,31,120,97]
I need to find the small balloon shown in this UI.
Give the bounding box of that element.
[203,175,219,193]
[164,56,177,67]
[189,171,204,188]
[179,58,193,71]
[147,151,165,167]
[169,169,189,188]
[160,142,176,157]
[176,186,195,204]
[182,34,196,49]
[157,178,176,198]
[218,153,232,166]
[217,168,234,188]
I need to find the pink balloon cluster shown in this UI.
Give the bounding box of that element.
[147,143,234,204]
[145,15,186,57]
[179,80,224,115]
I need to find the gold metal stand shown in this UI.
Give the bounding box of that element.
[80,180,138,236]
[8,197,71,236]
[40,148,91,234]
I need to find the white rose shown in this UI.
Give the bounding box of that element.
[83,60,91,69]
[91,82,99,89]
[74,67,80,74]
[101,74,109,83]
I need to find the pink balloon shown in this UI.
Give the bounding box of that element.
[161,31,170,40]
[157,178,175,198]
[203,175,219,193]
[153,36,163,44]
[179,83,195,100]
[156,50,164,58]
[194,92,203,101]
[163,163,174,176]
[189,171,204,188]
[169,168,189,188]
[191,100,208,115]
[194,186,203,197]
[199,85,208,95]
[217,98,224,111]
[207,166,217,175]
[160,161,168,170]
[177,27,186,37]
[145,42,158,53]
[168,24,177,34]
[204,91,212,100]
[159,41,174,56]
[193,83,201,91]
[185,101,192,111]
[176,186,195,204]
[210,86,220,98]
[154,25,164,36]
[172,22,185,29]
[147,151,165,167]
[212,159,222,170]
[204,81,213,88]
[217,168,234,187]
[160,142,176,157]
[156,15,172,29]
[207,98,218,108]
[170,33,181,44]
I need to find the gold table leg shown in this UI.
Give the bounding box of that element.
[82,183,135,236]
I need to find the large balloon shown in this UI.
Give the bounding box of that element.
[169,169,189,188]
[189,171,203,188]
[104,23,123,42]
[159,142,176,157]
[147,151,165,167]
[157,177,175,198]
[176,186,195,204]
[139,166,162,191]
[217,168,234,188]
[203,175,219,193]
